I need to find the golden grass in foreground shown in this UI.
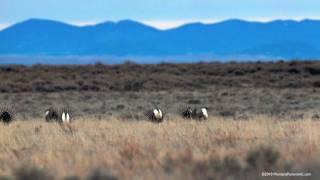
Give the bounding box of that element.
[0,116,320,179]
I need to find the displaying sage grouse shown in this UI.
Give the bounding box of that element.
[194,107,209,120]
[0,107,15,124]
[60,109,72,123]
[45,108,59,122]
[145,105,164,123]
[182,106,209,120]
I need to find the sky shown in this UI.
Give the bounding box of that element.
[1,0,320,30]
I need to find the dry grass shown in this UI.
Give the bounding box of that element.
[0,116,320,179]
[1,62,320,179]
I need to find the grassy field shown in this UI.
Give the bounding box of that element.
[0,116,320,179]
[1,61,320,179]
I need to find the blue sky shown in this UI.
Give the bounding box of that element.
[1,0,320,29]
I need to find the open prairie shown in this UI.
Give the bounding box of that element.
[1,117,320,179]
[1,61,320,179]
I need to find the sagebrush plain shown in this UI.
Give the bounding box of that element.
[1,61,320,179]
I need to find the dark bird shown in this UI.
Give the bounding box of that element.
[0,111,13,124]
[0,107,15,124]
[45,108,59,122]
[182,107,193,119]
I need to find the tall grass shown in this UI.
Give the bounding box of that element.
[0,117,319,179]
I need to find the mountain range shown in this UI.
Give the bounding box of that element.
[0,18,320,63]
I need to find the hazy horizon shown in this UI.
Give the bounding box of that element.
[1,0,320,30]
[2,17,320,31]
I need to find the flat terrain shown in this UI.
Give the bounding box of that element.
[0,61,320,179]
[0,118,320,179]
[1,61,320,119]
[1,61,320,93]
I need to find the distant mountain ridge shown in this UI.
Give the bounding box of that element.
[0,18,320,63]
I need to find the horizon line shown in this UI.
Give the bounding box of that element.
[1,17,320,31]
